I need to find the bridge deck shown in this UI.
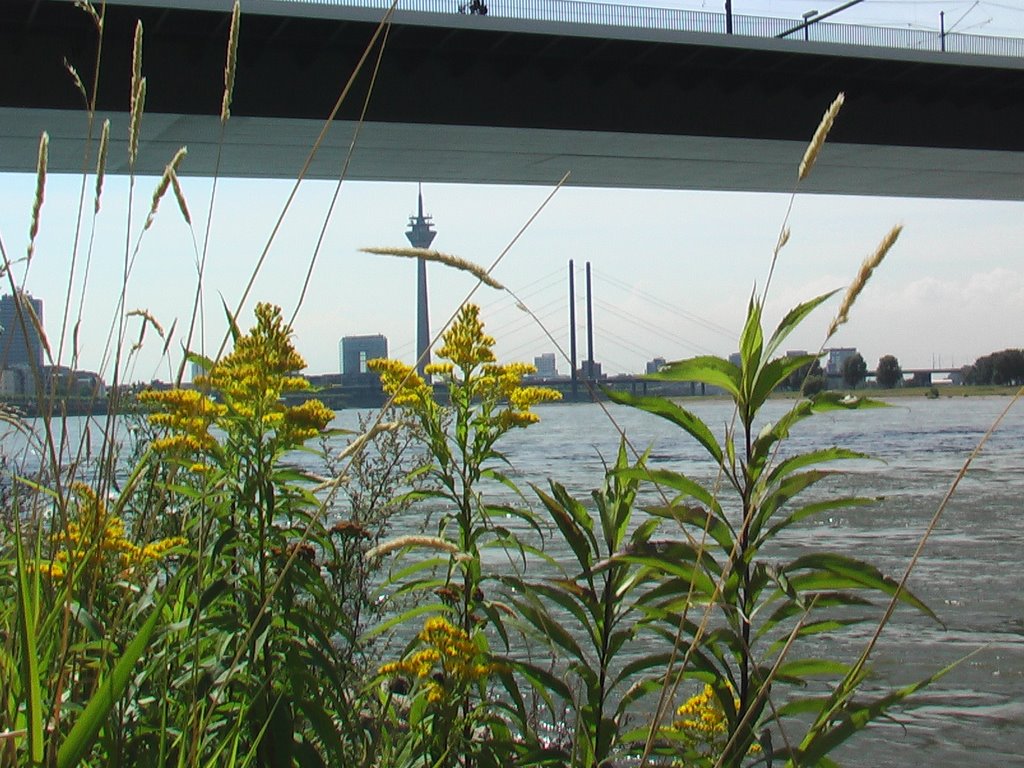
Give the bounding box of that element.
[3,0,1024,198]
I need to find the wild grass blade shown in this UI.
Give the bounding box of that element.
[14,517,44,764]
[55,584,169,768]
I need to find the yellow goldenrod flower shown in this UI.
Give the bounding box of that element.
[378,616,493,705]
[369,357,433,407]
[669,684,762,761]
[435,304,496,372]
[43,483,186,583]
[372,304,560,427]
[143,303,332,460]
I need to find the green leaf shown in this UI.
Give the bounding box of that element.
[605,392,723,464]
[14,520,43,764]
[763,290,839,361]
[784,553,940,624]
[611,542,718,595]
[764,448,871,490]
[640,355,741,398]
[359,602,446,643]
[795,649,981,764]
[751,470,832,541]
[751,400,814,459]
[739,294,765,387]
[509,595,589,668]
[510,659,573,703]
[220,295,241,343]
[57,584,169,768]
[505,578,595,644]
[533,482,594,574]
[185,350,215,376]
[759,496,876,544]
[749,353,820,416]
[644,503,734,553]
[617,467,724,519]
[774,658,850,682]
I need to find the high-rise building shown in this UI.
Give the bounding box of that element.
[406,186,437,380]
[825,347,858,376]
[646,357,667,374]
[340,334,388,380]
[533,352,557,378]
[0,291,44,370]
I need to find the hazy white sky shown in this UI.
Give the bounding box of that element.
[2,0,1023,381]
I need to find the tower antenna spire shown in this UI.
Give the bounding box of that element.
[406,185,437,380]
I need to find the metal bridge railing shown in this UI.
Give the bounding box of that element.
[270,0,1024,58]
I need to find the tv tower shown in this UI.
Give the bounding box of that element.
[405,185,437,379]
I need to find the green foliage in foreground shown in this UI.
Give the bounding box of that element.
[1,295,960,768]
[610,293,944,766]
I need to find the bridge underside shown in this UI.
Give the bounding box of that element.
[6,107,1024,199]
[3,0,1024,198]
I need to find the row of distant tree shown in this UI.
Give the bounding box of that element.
[783,348,1024,395]
[961,349,1024,386]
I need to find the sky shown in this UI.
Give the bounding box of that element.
[2,0,1023,382]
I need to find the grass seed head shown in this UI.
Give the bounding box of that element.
[799,92,845,181]
[828,224,902,338]
[361,246,504,290]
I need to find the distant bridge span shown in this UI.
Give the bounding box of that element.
[4,0,1024,198]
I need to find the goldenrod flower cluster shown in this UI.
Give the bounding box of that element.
[40,483,186,581]
[372,304,560,425]
[199,303,308,410]
[479,361,561,427]
[141,303,333,463]
[379,616,493,704]
[435,304,497,370]
[138,387,225,454]
[670,684,761,761]
[369,357,433,408]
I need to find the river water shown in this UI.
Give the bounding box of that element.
[334,395,1024,767]
[8,396,1023,766]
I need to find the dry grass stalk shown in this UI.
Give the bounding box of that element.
[361,246,505,290]
[144,147,188,230]
[776,226,790,253]
[128,77,146,167]
[130,21,143,111]
[366,535,461,561]
[128,21,146,165]
[64,58,87,104]
[127,309,165,339]
[798,92,845,181]
[827,224,902,338]
[95,119,109,213]
[169,170,191,225]
[27,132,48,264]
[336,421,401,462]
[74,1,101,29]
[162,318,177,358]
[128,309,165,353]
[25,298,51,362]
[221,0,240,124]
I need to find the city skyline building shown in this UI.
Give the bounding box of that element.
[533,352,557,378]
[825,347,858,376]
[406,186,437,380]
[0,291,44,370]
[646,357,667,374]
[340,334,388,380]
